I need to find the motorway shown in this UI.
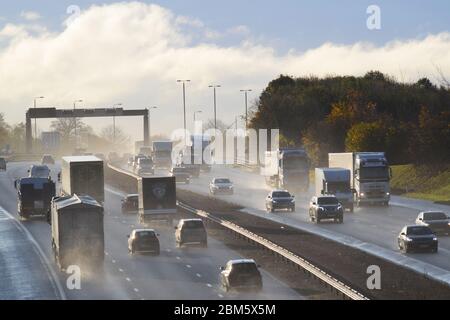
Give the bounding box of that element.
[177,165,450,274]
[0,162,303,300]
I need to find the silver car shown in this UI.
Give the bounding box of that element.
[209,178,234,195]
[416,211,450,235]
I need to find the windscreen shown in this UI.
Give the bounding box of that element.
[327,181,350,193]
[359,166,390,180]
[318,197,339,205]
[423,212,447,220]
[136,231,156,239]
[283,156,308,170]
[407,226,433,235]
[272,191,291,198]
[233,263,258,274]
[31,166,50,178]
[183,220,204,229]
[215,179,231,184]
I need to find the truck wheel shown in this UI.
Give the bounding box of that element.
[349,205,354,213]
[316,217,320,224]
[338,217,344,224]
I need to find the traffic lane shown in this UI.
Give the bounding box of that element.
[180,166,450,271]
[1,162,134,300]
[104,187,303,300]
[0,206,58,299]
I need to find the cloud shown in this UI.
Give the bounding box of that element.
[20,11,41,21]
[0,2,449,140]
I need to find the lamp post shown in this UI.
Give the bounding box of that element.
[148,106,157,143]
[112,103,123,145]
[240,89,252,131]
[73,99,83,147]
[177,80,191,145]
[208,85,221,130]
[33,96,44,141]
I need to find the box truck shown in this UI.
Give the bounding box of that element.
[315,168,354,212]
[329,152,391,207]
[15,177,56,219]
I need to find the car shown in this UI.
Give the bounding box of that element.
[175,219,207,247]
[219,259,263,292]
[128,229,160,255]
[398,225,438,253]
[135,157,155,175]
[121,194,139,214]
[209,178,234,195]
[309,195,343,224]
[41,154,55,165]
[127,157,134,167]
[132,155,147,170]
[28,165,51,179]
[0,157,6,171]
[170,167,190,184]
[265,190,295,213]
[415,211,450,236]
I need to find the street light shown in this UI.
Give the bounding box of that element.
[112,103,123,144]
[177,79,191,145]
[208,85,221,130]
[240,89,252,131]
[33,96,45,140]
[73,99,83,146]
[148,106,157,143]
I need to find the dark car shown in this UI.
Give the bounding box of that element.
[309,196,344,224]
[220,259,263,292]
[398,225,438,253]
[265,190,295,213]
[415,211,450,236]
[0,157,6,171]
[41,154,55,165]
[121,194,139,214]
[170,167,190,184]
[175,219,207,247]
[128,229,160,255]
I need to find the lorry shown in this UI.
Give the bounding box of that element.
[262,148,310,193]
[329,152,391,207]
[15,177,56,219]
[41,131,61,153]
[61,156,105,204]
[152,141,173,169]
[315,168,354,212]
[138,176,177,226]
[50,194,104,270]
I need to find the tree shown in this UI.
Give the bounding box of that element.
[100,125,130,150]
[0,113,10,148]
[50,118,88,141]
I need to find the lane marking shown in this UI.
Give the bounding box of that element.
[118,268,124,273]
[206,283,212,288]
[196,273,202,278]
[0,206,67,300]
[218,294,224,298]
[133,288,139,293]
[186,264,191,269]
[176,256,181,260]
[112,259,116,264]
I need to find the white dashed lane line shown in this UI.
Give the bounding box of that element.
[206,283,213,288]
[196,273,202,278]
[186,264,192,269]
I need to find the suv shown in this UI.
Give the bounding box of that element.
[128,229,160,255]
[135,158,154,175]
[415,211,450,236]
[0,157,6,171]
[175,219,207,247]
[170,167,190,184]
[121,194,139,214]
[398,225,438,253]
[219,259,262,292]
[28,165,51,179]
[41,154,55,165]
[309,196,343,224]
[265,190,295,213]
[210,178,234,195]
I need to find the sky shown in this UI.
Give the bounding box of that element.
[0,1,449,141]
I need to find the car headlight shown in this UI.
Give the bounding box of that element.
[318,207,324,211]
[360,193,365,197]
[433,237,438,241]
[386,192,390,196]
[291,199,295,203]
[272,200,278,204]
[405,237,413,242]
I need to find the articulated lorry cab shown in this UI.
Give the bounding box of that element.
[263,148,310,193]
[152,141,173,169]
[329,152,391,207]
[61,156,104,204]
[315,168,354,212]
[50,194,104,270]
[138,176,177,226]
[15,177,56,219]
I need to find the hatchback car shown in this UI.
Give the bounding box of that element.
[219,259,263,292]
[28,165,51,179]
[41,154,55,165]
[265,190,295,212]
[415,211,450,235]
[128,229,160,255]
[175,219,207,247]
[398,225,438,253]
[210,178,234,195]
[121,194,139,214]
[170,167,190,184]
[309,196,344,224]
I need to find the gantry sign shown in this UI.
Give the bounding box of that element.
[26,107,150,153]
